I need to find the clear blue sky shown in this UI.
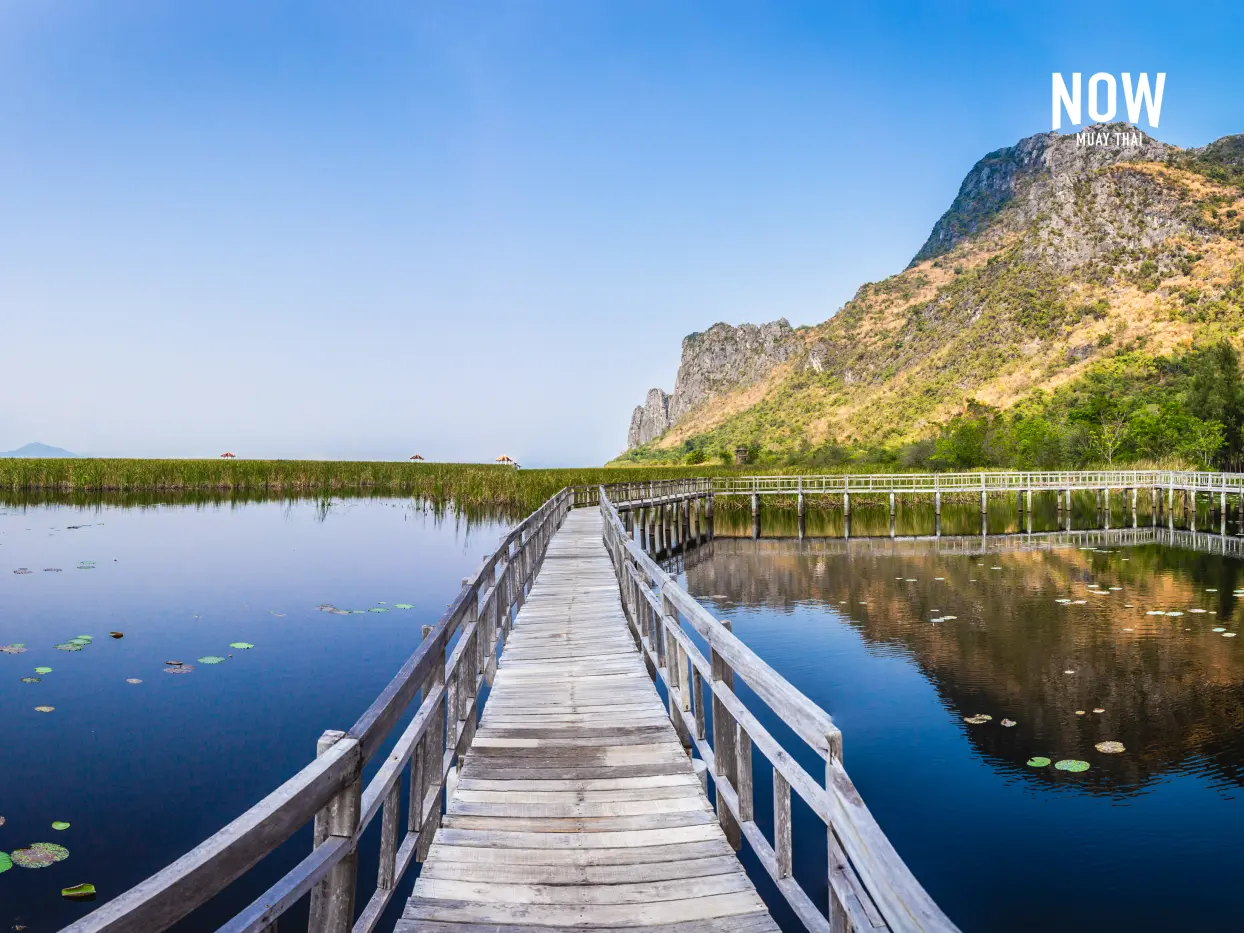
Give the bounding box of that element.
[3,1,1242,466]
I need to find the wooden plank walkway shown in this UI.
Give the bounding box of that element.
[397,508,780,933]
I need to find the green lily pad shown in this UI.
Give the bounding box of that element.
[368,607,388,613]
[62,883,95,899]
[75,635,93,642]
[197,656,226,665]
[1054,759,1091,772]
[1026,757,1051,767]
[52,821,70,831]
[0,851,10,873]
[54,643,83,652]
[34,666,52,674]
[394,604,414,610]
[228,642,254,650]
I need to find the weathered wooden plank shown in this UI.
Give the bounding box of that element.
[401,508,777,933]
[396,913,780,933]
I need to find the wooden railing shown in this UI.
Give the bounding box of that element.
[63,488,573,933]
[708,470,1244,495]
[599,487,960,933]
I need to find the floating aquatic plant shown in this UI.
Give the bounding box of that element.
[34,667,52,674]
[1096,741,1125,754]
[0,852,10,873]
[164,666,193,675]
[1,644,28,655]
[1054,759,1090,772]
[1027,757,1051,768]
[11,843,68,868]
[394,604,414,610]
[126,678,142,684]
[198,656,225,665]
[52,822,70,831]
[20,677,40,684]
[963,714,992,724]
[228,642,254,650]
[109,632,123,639]
[1001,719,1017,727]
[1213,627,1227,633]
[34,706,54,713]
[62,883,95,899]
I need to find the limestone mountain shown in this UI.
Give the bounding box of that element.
[616,123,1244,464]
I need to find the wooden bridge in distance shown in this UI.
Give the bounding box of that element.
[85,471,1244,933]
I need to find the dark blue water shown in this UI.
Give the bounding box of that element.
[0,496,508,933]
[680,504,1244,933]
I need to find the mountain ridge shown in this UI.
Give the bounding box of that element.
[616,124,1244,467]
[0,442,79,458]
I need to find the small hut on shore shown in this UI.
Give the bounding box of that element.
[410,454,425,462]
[220,452,236,459]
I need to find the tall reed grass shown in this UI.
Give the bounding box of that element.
[0,459,743,510]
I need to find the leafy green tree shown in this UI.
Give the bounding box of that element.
[1186,342,1244,466]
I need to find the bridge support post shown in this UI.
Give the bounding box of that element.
[797,492,805,517]
[751,493,759,517]
[842,491,850,516]
[889,491,896,517]
[711,619,742,850]
[663,591,693,753]
[1026,487,1033,514]
[308,729,362,933]
[980,489,987,513]
[934,491,941,515]
[1189,490,1196,533]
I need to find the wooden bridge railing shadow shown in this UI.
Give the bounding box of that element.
[599,484,960,933]
[61,488,573,933]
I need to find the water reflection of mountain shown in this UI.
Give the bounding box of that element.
[681,528,1244,795]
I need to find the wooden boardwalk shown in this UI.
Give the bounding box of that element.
[397,508,780,933]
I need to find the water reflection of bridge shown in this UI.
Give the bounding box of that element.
[661,526,1244,574]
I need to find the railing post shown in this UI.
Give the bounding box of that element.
[663,589,693,752]
[416,634,447,861]
[308,730,361,933]
[711,619,741,850]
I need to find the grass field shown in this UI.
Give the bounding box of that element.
[0,459,754,510]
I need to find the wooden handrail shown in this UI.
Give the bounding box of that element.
[599,486,960,933]
[62,487,574,933]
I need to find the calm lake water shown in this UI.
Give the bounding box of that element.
[674,500,1244,933]
[0,495,510,933]
[7,492,1244,933]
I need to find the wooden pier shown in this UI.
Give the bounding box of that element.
[396,509,779,932]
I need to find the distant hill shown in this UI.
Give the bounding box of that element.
[616,123,1244,468]
[0,442,79,458]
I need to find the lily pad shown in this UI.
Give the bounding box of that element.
[394,604,414,610]
[52,821,70,831]
[109,632,124,639]
[0,852,10,873]
[198,656,226,665]
[963,714,992,724]
[1096,741,1125,754]
[0,644,29,655]
[20,677,40,684]
[11,842,68,868]
[1093,708,1105,714]
[34,666,52,674]
[1214,627,1227,633]
[228,642,254,650]
[1027,757,1051,768]
[62,883,95,899]
[125,678,142,684]
[54,643,83,652]
[1054,759,1091,772]
[1001,719,1017,727]
[164,665,194,675]
[1225,632,1237,638]
[368,607,388,613]
[34,706,55,713]
[164,660,183,666]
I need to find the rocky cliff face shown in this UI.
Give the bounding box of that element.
[627,389,671,448]
[625,320,798,448]
[911,123,1173,266]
